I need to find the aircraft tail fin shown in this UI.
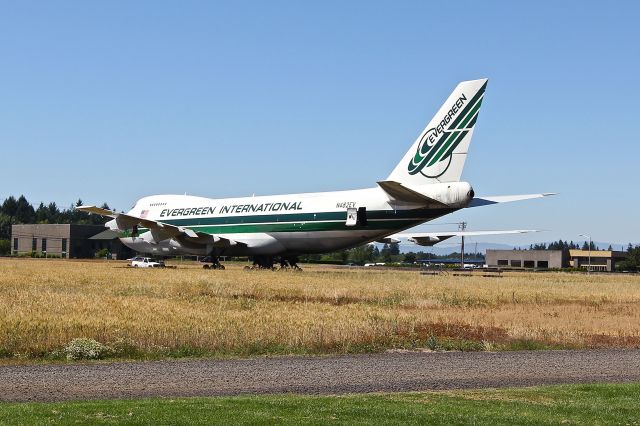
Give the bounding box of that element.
[387,79,488,185]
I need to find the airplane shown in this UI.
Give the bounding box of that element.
[78,78,553,269]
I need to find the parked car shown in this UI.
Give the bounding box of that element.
[130,257,165,268]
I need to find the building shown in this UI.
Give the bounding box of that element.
[485,249,564,269]
[568,249,626,272]
[11,224,133,259]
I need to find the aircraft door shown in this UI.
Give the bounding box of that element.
[346,208,357,226]
[345,207,367,226]
[357,207,367,226]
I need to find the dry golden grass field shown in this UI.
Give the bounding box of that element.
[1,258,640,361]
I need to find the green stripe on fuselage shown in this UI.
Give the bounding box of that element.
[160,209,451,227]
[189,219,424,234]
[133,208,454,235]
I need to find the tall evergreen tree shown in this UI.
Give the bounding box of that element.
[14,196,35,223]
[1,196,18,219]
[35,202,49,223]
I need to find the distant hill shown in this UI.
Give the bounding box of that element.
[396,241,636,255]
[396,242,513,255]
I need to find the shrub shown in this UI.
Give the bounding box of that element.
[64,338,112,360]
[95,248,110,259]
[0,240,10,256]
[110,338,143,358]
[426,335,439,350]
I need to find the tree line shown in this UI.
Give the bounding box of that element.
[528,240,600,251]
[299,242,484,265]
[618,244,640,272]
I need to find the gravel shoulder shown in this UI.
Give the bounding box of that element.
[2,349,640,402]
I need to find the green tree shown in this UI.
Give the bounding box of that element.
[349,244,376,264]
[1,196,18,218]
[0,239,10,256]
[0,214,11,240]
[14,195,35,223]
[35,202,49,223]
[47,202,61,223]
[403,252,417,263]
[380,244,392,262]
[617,245,640,271]
[320,249,349,264]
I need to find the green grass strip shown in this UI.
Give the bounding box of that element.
[1,383,639,425]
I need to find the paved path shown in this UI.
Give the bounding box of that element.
[2,349,640,402]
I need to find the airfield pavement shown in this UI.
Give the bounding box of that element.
[2,349,640,402]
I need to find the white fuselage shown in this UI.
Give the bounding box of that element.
[118,183,472,257]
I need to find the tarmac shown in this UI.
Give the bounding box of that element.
[2,349,640,402]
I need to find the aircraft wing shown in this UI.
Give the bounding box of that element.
[467,193,556,208]
[76,205,243,246]
[378,229,540,247]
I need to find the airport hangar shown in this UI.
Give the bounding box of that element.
[10,224,134,259]
[486,249,626,271]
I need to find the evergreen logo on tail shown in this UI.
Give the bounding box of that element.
[408,81,487,177]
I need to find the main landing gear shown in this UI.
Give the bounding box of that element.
[202,255,225,270]
[279,256,302,271]
[244,256,302,271]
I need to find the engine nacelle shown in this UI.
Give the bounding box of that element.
[408,236,441,246]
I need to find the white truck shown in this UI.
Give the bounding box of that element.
[129,257,165,268]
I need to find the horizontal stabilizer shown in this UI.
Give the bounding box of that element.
[377,180,449,208]
[386,229,541,247]
[468,193,556,208]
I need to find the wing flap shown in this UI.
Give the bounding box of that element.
[76,206,117,218]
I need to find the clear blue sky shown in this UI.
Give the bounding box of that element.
[1,1,638,247]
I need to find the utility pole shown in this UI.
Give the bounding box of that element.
[579,233,592,274]
[459,221,467,268]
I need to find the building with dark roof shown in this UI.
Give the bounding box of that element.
[11,224,133,259]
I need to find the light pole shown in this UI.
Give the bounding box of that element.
[579,233,591,273]
[459,222,467,268]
